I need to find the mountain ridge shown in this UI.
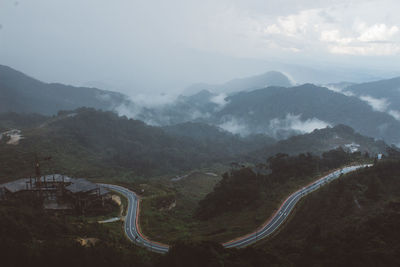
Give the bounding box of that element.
[0,65,127,115]
[183,71,293,95]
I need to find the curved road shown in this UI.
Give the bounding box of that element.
[100,164,372,253]
[100,184,170,253]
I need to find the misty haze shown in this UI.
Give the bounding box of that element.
[1,1,400,267]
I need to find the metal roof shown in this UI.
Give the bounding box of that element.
[0,175,109,195]
[99,187,109,196]
[65,178,100,193]
[2,178,30,193]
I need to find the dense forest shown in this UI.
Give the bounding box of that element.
[263,159,400,266]
[0,108,272,181]
[0,108,386,182]
[195,148,366,220]
[162,159,400,266]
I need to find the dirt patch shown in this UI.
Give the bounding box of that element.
[112,195,122,206]
[160,200,176,211]
[76,237,99,247]
[111,194,125,216]
[1,129,24,145]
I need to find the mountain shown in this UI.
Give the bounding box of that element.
[132,90,222,126]
[1,108,387,181]
[323,81,356,93]
[163,122,276,155]
[134,82,400,145]
[346,76,400,111]
[2,65,399,145]
[184,71,292,95]
[251,124,388,161]
[212,84,400,144]
[0,108,276,180]
[0,65,127,115]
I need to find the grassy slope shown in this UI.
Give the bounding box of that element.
[139,171,223,242]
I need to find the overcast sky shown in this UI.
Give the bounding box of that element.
[1,0,400,96]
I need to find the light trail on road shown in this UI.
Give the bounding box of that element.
[99,164,372,253]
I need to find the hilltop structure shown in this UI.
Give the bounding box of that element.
[0,174,110,213]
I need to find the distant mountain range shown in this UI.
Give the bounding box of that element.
[183,71,293,95]
[136,83,400,145]
[0,108,388,181]
[211,84,400,144]
[346,77,400,112]
[0,65,126,115]
[1,64,400,145]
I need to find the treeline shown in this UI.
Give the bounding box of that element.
[195,148,366,220]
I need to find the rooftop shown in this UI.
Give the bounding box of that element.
[0,175,109,195]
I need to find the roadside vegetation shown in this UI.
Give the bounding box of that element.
[0,198,156,267]
[261,159,400,266]
[140,148,371,243]
[1,156,398,266]
[156,159,400,267]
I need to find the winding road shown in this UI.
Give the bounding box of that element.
[100,164,372,253]
[100,184,170,253]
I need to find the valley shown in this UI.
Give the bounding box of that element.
[1,65,399,266]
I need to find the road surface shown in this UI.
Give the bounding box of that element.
[100,164,371,253]
[223,164,372,248]
[100,184,170,253]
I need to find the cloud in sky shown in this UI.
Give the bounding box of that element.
[1,0,400,94]
[260,3,400,56]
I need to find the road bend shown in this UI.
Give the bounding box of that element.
[99,164,372,253]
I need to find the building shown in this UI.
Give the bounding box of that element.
[0,174,110,213]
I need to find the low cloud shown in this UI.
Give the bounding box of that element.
[130,93,178,108]
[188,110,211,120]
[359,95,389,112]
[114,102,143,120]
[269,113,331,137]
[218,116,249,136]
[210,93,229,107]
[324,85,354,96]
[114,93,178,122]
[115,92,215,126]
[358,95,400,121]
[388,109,400,120]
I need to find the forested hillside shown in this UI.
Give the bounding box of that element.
[196,149,365,220]
[0,108,272,180]
[215,84,400,143]
[264,160,400,266]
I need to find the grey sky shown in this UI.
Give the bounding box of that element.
[1,0,400,96]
